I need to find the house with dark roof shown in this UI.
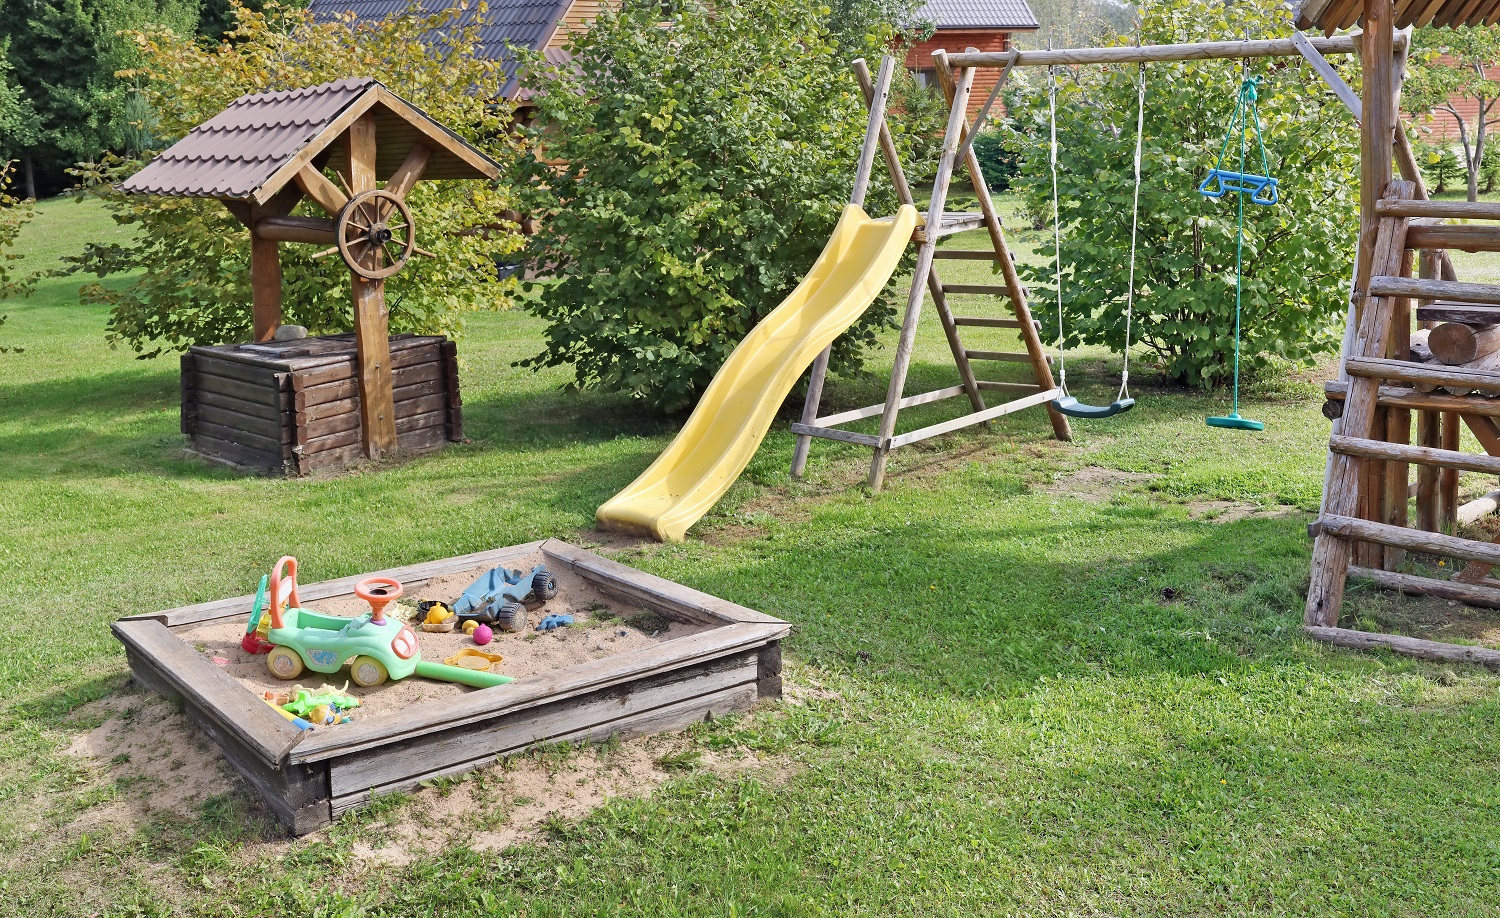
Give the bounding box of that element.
[309,0,1039,114]
[905,0,1039,115]
[307,0,599,102]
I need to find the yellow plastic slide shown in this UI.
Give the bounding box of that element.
[597,202,920,542]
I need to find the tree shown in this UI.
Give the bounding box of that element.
[0,0,198,197]
[1004,0,1359,388]
[0,162,37,351]
[65,1,524,358]
[514,0,938,411]
[1404,26,1500,203]
[0,41,39,197]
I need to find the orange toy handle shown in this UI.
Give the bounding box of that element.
[354,576,403,624]
[267,556,300,630]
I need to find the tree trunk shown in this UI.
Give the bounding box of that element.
[1472,115,1486,203]
[22,155,35,201]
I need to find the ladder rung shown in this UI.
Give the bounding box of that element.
[1406,223,1500,254]
[953,316,1022,328]
[1330,434,1500,476]
[1415,301,1500,325]
[1321,513,1500,567]
[1376,199,1500,221]
[942,284,1011,297]
[1369,276,1500,307]
[913,211,987,242]
[1344,355,1500,394]
[933,250,1001,261]
[965,349,1043,363]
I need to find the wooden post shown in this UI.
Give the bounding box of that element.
[792,56,895,480]
[867,53,976,491]
[1442,409,1460,533]
[1418,407,1441,531]
[344,114,398,459]
[249,204,283,342]
[1356,8,1394,308]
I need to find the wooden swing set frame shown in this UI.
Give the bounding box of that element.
[792,33,1369,491]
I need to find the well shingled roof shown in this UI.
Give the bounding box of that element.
[918,0,1039,30]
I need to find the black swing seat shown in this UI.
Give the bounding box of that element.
[1051,395,1136,419]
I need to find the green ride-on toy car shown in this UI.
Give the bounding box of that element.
[258,556,510,689]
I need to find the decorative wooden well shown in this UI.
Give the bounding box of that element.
[180,334,461,475]
[122,77,500,472]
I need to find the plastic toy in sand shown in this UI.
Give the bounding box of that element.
[453,565,558,633]
[257,556,515,689]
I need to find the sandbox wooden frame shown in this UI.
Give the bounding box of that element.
[112,539,789,835]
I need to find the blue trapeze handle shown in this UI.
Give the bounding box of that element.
[1051,395,1136,419]
[1198,169,1278,206]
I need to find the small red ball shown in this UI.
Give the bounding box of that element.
[472,624,493,645]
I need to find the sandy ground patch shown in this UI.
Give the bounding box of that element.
[1042,466,1158,502]
[1186,500,1304,524]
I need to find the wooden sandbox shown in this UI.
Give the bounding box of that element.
[180,333,462,475]
[112,540,789,834]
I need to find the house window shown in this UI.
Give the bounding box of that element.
[914,68,938,90]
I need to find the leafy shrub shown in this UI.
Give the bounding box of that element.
[66,1,523,358]
[971,128,1020,192]
[1004,0,1358,388]
[0,161,35,352]
[514,0,936,411]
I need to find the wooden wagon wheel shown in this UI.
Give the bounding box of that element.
[337,189,415,280]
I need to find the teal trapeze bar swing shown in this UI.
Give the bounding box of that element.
[1046,64,1146,420]
[1199,72,1276,433]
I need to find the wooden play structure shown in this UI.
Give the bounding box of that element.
[791,35,1371,490]
[122,78,499,473]
[1296,0,1500,669]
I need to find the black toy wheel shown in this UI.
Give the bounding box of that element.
[495,601,528,633]
[532,569,557,602]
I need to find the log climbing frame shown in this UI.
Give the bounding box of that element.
[1303,0,1500,670]
[792,34,1372,491]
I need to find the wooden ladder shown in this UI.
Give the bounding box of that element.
[1307,184,1500,626]
[791,52,1069,490]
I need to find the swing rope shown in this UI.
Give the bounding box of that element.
[1201,62,1273,433]
[1047,63,1144,419]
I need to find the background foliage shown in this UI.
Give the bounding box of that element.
[1403,25,1500,203]
[0,162,35,350]
[1005,0,1359,388]
[65,1,523,358]
[515,0,939,412]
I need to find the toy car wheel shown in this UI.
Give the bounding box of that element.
[495,601,528,632]
[267,646,304,680]
[349,655,389,687]
[531,569,558,602]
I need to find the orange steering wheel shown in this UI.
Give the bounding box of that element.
[354,576,404,624]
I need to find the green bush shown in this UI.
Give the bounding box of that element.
[0,161,34,352]
[515,0,936,411]
[1482,142,1500,194]
[65,2,523,358]
[971,128,1020,192]
[1005,0,1358,388]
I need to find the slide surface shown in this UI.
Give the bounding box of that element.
[597,203,920,542]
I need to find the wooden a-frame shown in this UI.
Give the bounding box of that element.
[790,53,1071,490]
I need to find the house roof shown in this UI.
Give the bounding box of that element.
[918,0,1038,30]
[308,0,571,98]
[121,77,500,203]
[1296,0,1500,32]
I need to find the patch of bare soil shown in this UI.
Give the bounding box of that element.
[1186,500,1303,524]
[60,692,239,831]
[1042,466,1158,503]
[171,550,714,720]
[1357,585,1500,647]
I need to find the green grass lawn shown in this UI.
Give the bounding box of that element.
[4,195,1500,916]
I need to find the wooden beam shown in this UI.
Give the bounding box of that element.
[1290,29,1362,118]
[1370,276,1500,306]
[1325,379,1500,418]
[1323,513,1500,563]
[1376,198,1500,219]
[1330,433,1500,476]
[944,34,1366,68]
[887,388,1059,450]
[345,113,398,459]
[1416,301,1500,324]
[1344,355,1500,393]
[253,216,337,244]
[294,165,349,216]
[1306,622,1500,669]
[1406,223,1500,253]
[1429,322,1500,364]
[384,143,432,200]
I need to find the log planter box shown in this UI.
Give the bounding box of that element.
[179,333,462,475]
[112,539,789,835]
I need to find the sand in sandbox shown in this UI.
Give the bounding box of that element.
[170,551,716,719]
